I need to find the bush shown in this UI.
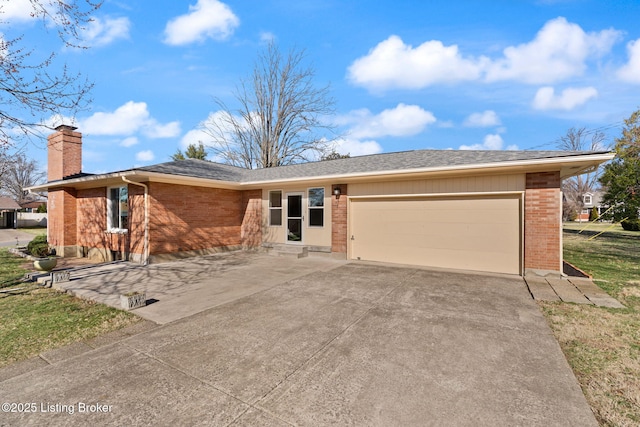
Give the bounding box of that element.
[27,235,50,258]
[621,219,640,231]
[589,207,599,222]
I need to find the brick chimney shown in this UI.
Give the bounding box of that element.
[48,125,82,181]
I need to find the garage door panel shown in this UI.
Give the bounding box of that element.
[350,196,521,275]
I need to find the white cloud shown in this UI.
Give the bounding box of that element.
[82,101,150,135]
[120,137,138,147]
[459,134,518,150]
[347,35,485,90]
[617,38,640,84]
[338,104,436,139]
[485,17,620,84]
[463,110,501,127]
[163,0,239,46]
[143,121,181,138]
[180,128,209,149]
[80,16,131,47]
[260,31,276,44]
[135,150,155,162]
[348,18,621,90]
[180,111,238,149]
[331,138,383,157]
[80,101,180,138]
[1,0,36,22]
[532,86,598,110]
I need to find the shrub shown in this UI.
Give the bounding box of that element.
[27,235,50,258]
[620,219,640,231]
[589,207,599,222]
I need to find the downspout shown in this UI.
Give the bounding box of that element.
[122,177,149,266]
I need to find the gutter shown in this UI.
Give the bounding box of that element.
[121,176,149,266]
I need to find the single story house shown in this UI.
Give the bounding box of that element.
[0,196,21,228]
[30,125,614,276]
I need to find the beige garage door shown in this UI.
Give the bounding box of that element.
[349,195,521,275]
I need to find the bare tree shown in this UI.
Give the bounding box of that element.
[0,153,46,205]
[557,127,608,221]
[203,42,336,169]
[0,0,100,148]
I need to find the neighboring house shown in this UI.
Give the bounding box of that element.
[20,200,47,213]
[0,196,20,228]
[576,191,604,221]
[30,126,614,277]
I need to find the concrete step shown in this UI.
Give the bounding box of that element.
[269,244,308,259]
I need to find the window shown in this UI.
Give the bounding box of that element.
[107,186,128,231]
[269,190,282,226]
[583,194,592,205]
[308,187,324,227]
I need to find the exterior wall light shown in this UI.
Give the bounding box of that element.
[333,187,341,198]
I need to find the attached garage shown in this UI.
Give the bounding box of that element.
[349,194,522,275]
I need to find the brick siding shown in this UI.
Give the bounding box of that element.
[524,172,561,272]
[47,188,77,255]
[331,184,348,253]
[47,126,82,181]
[147,182,245,255]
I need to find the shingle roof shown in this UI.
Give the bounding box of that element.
[138,159,246,182]
[132,149,610,183]
[0,196,21,210]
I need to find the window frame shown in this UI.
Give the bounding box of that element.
[107,185,129,232]
[582,194,592,205]
[307,187,325,228]
[269,190,283,227]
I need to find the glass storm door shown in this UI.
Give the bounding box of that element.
[287,193,303,243]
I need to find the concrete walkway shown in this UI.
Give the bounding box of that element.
[50,251,347,324]
[0,258,597,426]
[525,275,625,308]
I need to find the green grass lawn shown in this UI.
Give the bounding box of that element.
[540,227,640,426]
[0,248,141,368]
[18,227,48,236]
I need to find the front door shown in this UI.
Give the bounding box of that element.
[287,193,303,243]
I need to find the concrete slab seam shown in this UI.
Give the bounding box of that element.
[120,341,253,408]
[251,303,378,415]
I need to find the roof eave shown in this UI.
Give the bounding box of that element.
[241,152,616,186]
[26,170,243,192]
[27,152,614,192]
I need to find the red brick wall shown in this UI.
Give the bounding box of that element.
[524,172,561,272]
[47,188,77,252]
[241,189,262,248]
[128,185,146,256]
[331,184,348,253]
[75,187,129,256]
[148,182,244,255]
[47,126,82,181]
[76,188,107,249]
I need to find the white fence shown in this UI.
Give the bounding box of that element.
[17,212,47,228]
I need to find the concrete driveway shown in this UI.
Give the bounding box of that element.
[0,257,596,426]
[0,228,39,247]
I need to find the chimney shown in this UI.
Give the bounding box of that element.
[48,125,82,181]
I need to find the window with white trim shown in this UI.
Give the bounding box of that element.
[107,186,128,231]
[308,187,324,227]
[269,190,282,226]
[582,194,592,205]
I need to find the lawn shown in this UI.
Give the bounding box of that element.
[540,225,640,426]
[0,248,141,368]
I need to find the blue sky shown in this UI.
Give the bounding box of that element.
[6,0,640,174]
